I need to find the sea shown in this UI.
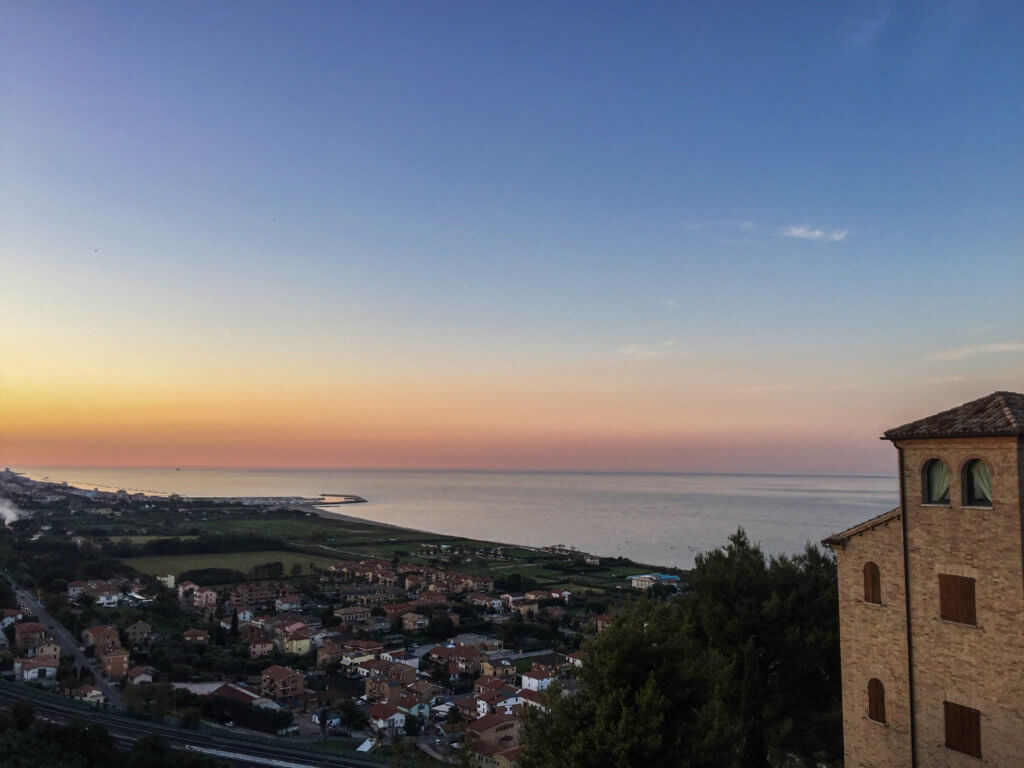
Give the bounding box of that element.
[14,467,897,570]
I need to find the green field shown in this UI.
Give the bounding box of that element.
[124,550,342,580]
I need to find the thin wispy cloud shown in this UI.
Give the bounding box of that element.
[846,6,891,50]
[925,342,1024,362]
[619,341,679,360]
[683,219,754,232]
[660,299,679,308]
[782,225,848,242]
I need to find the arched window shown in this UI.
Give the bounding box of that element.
[868,679,886,723]
[863,562,881,604]
[923,459,950,504]
[963,460,992,507]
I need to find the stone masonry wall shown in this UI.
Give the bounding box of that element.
[833,513,912,767]
[899,436,1024,767]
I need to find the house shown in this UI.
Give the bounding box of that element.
[67,581,88,599]
[127,666,153,685]
[395,693,430,720]
[467,712,521,748]
[155,573,175,589]
[520,665,555,692]
[249,635,275,659]
[567,651,585,668]
[177,581,198,601]
[82,625,119,649]
[823,392,1024,767]
[481,658,517,680]
[230,583,275,611]
[627,573,681,590]
[261,665,304,702]
[406,679,443,705]
[192,587,218,609]
[99,645,130,678]
[453,634,504,652]
[275,593,302,612]
[31,641,60,663]
[14,622,47,651]
[123,621,152,647]
[333,605,372,623]
[283,629,311,656]
[368,703,405,736]
[15,658,58,684]
[595,613,612,632]
[74,685,105,704]
[2,608,22,628]
[401,612,428,631]
[183,629,208,644]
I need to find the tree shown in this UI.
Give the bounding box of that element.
[290,563,302,577]
[11,701,34,731]
[403,713,422,737]
[520,529,842,768]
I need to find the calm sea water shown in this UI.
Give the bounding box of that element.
[15,467,897,569]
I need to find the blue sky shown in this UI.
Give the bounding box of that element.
[1,2,1022,472]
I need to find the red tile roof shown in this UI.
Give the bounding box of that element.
[884,391,1024,440]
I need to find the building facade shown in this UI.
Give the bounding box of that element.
[825,392,1024,767]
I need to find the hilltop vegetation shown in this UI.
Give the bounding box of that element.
[521,530,841,768]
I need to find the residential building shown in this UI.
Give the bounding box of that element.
[183,629,208,644]
[334,605,372,623]
[123,621,151,647]
[99,645,130,679]
[824,392,1024,767]
[402,612,428,631]
[627,573,681,590]
[14,622,46,651]
[127,666,153,685]
[155,573,175,589]
[261,665,304,701]
[520,665,555,692]
[368,703,405,737]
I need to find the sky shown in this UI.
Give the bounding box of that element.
[1,1,1022,474]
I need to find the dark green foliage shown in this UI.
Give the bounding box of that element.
[178,568,245,585]
[426,614,455,639]
[520,529,842,768]
[251,561,285,580]
[198,695,294,733]
[0,710,228,768]
[492,573,540,593]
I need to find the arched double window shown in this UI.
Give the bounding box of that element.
[863,562,881,604]
[923,459,950,504]
[868,679,886,723]
[963,459,992,507]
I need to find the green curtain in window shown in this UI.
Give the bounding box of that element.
[929,461,950,502]
[971,461,992,503]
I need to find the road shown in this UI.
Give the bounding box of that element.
[6,576,123,706]
[0,682,385,768]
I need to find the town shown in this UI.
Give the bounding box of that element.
[0,470,682,766]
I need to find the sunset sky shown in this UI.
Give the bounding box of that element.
[2,2,1022,474]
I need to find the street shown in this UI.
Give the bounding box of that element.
[6,576,123,707]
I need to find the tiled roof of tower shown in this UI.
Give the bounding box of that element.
[883,391,1024,440]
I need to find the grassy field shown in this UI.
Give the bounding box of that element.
[124,550,341,580]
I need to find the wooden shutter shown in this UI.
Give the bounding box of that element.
[868,679,885,723]
[959,577,976,625]
[945,701,981,757]
[938,574,976,624]
[864,563,881,604]
[939,575,957,620]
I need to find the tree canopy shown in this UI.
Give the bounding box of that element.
[520,529,841,768]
